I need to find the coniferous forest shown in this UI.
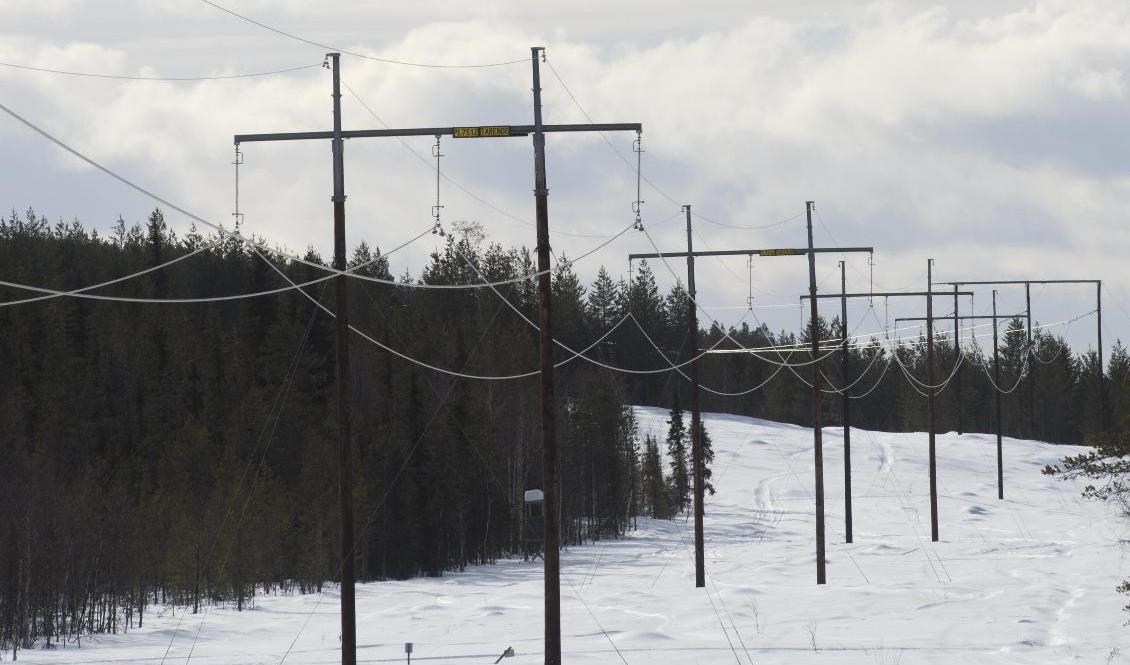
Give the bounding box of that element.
[1,207,1126,651]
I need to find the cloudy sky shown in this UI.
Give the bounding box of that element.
[2,0,1128,355]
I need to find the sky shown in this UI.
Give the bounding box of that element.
[2,0,1128,355]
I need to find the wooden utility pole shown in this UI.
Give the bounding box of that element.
[926,259,937,543]
[803,286,973,544]
[234,49,640,665]
[1098,281,1106,431]
[805,201,827,583]
[1025,283,1034,438]
[945,279,1105,433]
[684,204,705,589]
[839,261,852,544]
[953,284,962,435]
[897,309,1026,500]
[632,203,872,585]
[529,47,562,665]
[993,291,1004,499]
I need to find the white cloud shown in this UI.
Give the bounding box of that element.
[1,0,1129,348]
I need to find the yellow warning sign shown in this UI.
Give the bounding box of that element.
[453,126,512,138]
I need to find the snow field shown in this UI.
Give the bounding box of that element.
[17,406,1130,664]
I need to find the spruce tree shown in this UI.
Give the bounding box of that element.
[640,435,668,518]
[665,395,690,511]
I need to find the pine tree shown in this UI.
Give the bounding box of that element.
[698,420,716,496]
[665,395,690,511]
[587,267,621,334]
[640,435,669,518]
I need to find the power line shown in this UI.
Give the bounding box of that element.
[198,0,527,68]
[0,227,432,305]
[0,60,321,81]
[544,56,795,231]
[0,98,651,301]
[341,79,648,240]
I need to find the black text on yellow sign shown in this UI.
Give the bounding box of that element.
[453,126,512,138]
[759,248,800,257]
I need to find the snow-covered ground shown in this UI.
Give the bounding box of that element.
[17,407,1130,664]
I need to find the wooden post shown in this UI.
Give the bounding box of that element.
[329,52,357,665]
[993,290,1003,499]
[530,46,561,665]
[840,261,852,544]
[927,259,938,543]
[685,205,705,588]
[806,201,827,584]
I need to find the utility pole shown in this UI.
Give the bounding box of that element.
[926,259,937,543]
[331,53,357,665]
[993,291,1004,499]
[684,204,705,589]
[805,201,827,583]
[632,202,872,585]
[840,261,852,544]
[1098,281,1106,431]
[803,286,973,545]
[953,284,962,435]
[945,279,1105,434]
[235,49,640,665]
[1025,283,1034,438]
[898,309,1027,501]
[529,47,561,665]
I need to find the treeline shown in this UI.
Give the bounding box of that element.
[0,210,642,653]
[1,206,1126,652]
[610,261,1121,445]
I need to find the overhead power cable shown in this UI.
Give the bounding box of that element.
[249,244,630,380]
[1,96,777,386]
[544,56,799,231]
[0,227,432,305]
[0,241,216,306]
[341,79,652,240]
[198,0,527,68]
[0,60,321,81]
[0,99,651,302]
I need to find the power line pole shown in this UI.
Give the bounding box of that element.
[805,201,827,584]
[1098,281,1106,431]
[329,53,357,665]
[684,204,705,589]
[632,204,872,585]
[529,47,562,665]
[944,279,1104,434]
[840,260,852,544]
[234,49,640,665]
[993,291,1004,499]
[803,286,973,544]
[1025,283,1034,438]
[898,309,1028,501]
[926,259,938,543]
[953,284,962,435]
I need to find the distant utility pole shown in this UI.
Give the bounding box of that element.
[633,201,873,585]
[804,202,827,582]
[898,308,1025,499]
[945,279,1105,434]
[803,278,973,543]
[235,49,640,665]
[953,285,963,435]
[839,261,852,544]
[683,204,705,589]
[926,259,936,544]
